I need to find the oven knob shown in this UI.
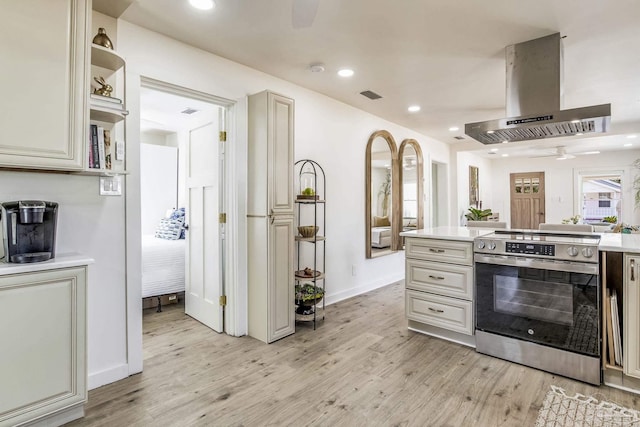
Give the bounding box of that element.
[476,240,485,249]
[528,329,534,335]
[567,246,579,257]
[582,247,594,258]
[488,241,496,250]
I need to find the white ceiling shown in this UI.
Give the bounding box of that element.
[96,0,640,158]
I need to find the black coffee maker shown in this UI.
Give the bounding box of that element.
[1,201,58,263]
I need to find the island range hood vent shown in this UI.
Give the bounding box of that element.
[465,33,610,145]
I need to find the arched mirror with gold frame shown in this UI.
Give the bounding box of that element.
[366,130,399,258]
[397,139,424,250]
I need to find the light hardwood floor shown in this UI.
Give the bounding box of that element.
[68,282,640,426]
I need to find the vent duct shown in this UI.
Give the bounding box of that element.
[465,33,610,144]
[360,90,382,100]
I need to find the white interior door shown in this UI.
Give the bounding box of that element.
[185,121,223,332]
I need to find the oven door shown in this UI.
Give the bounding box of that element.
[475,254,600,357]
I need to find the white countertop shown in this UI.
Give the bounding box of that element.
[400,226,495,242]
[598,233,640,253]
[403,226,640,252]
[0,253,94,276]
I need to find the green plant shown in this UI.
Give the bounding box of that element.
[603,216,618,224]
[465,207,492,221]
[302,187,315,196]
[562,215,581,224]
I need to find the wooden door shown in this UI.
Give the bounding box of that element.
[510,172,545,229]
[185,120,223,333]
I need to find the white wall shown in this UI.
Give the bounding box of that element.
[454,150,493,225]
[140,143,178,235]
[488,150,640,226]
[114,19,452,381]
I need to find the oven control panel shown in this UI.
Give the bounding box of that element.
[505,242,555,256]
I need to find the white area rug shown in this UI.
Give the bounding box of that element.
[536,385,640,426]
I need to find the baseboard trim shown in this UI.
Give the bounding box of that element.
[88,363,129,390]
[324,274,404,306]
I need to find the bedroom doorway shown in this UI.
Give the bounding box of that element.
[139,82,225,333]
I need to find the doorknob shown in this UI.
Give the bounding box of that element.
[183,224,189,230]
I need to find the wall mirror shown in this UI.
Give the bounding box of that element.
[397,139,424,249]
[469,165,479,207]
[366,130,399,258]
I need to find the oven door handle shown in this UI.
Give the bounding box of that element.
[474,254,599,275]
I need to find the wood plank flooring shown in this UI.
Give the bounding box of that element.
[68,282,640,426]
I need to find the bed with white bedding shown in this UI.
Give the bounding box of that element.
[141,234,185,298]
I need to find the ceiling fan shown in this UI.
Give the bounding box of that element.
[292,0,319,28]
[530,146,600,160]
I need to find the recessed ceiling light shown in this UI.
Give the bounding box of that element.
[487,130,495,134]
[570,119,581,124]
[449,126,459,132]
[576,133,584,136]
[501,154,509,157]
[490,148,499,152]
[582,151,600,155]
[628,135,638,139]
[337,68,354,77]
[408,105,421,113]
[502,141,508,144]
[625,143,633,147]
[189,0,215,10]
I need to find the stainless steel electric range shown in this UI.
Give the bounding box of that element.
[474,230,601,385]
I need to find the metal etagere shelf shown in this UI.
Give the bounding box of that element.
[294,159,326,329]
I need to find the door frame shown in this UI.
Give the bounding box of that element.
[125,76,247,375]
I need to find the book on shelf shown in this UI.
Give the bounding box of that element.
[89,124,100,168]
[90,93,122,104]
[97,126,106,169]
[103,129,112,170]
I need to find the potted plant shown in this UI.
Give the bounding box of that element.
[603,215,618,224]
[465,206,492,221]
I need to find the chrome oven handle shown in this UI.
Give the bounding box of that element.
[474,253,599,275]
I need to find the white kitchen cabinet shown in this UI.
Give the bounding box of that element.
[247,90,295,343]
[0,263,89,427]
[0,0,89,171]
[405,236,475,347]
[624,254,640,379]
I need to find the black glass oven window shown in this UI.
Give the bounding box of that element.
[476,263,599,357]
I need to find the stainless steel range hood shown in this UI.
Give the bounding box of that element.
[465,33,611,144]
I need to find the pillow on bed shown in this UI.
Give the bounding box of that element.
[169,208,186,239]
[155,216,185,240]
[373,216,391,227]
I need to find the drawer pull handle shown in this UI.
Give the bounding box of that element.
[632,259,636,281]
[428,275,445,280]
[429,248,445,253]
[428,307,444,313]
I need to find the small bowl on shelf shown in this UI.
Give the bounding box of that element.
[298,225,319,238]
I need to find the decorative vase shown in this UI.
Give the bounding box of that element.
[93,28,113,50]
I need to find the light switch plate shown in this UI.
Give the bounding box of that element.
[100,175,122,196]
[115,141,125,161]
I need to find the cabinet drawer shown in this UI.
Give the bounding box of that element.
[405,238,472,265]
[406,259,473,300]
[406,289,473,335]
